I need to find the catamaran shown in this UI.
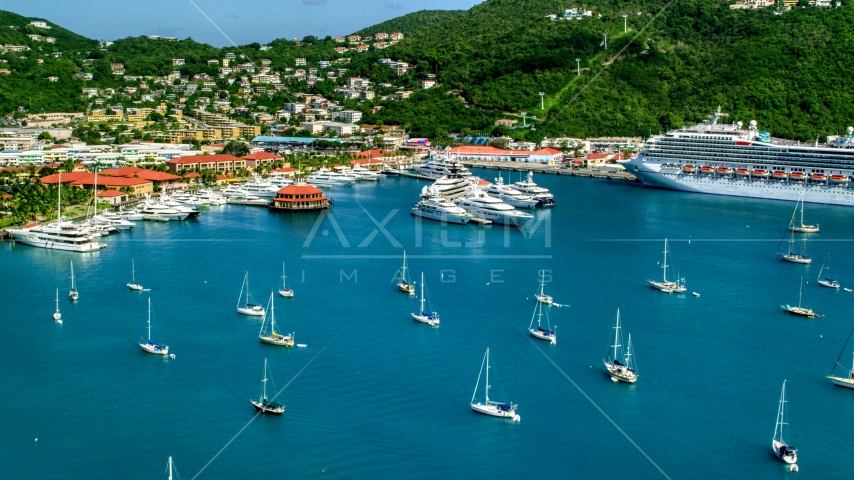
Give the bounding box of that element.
[259,292,294,346]
[772,380,798,465]
[781,277,822,318]
[237,272,265,316]
[397,251,415,294]
[127,259,143,291]
[790,191,819,233]
[647,238,686,293]
[68,261,79,300]
[411,272,439,326]
[278,262,294,298]
[470,348,520,422]
[139,298,168,355]
[534,276,553,305]
[52,288,62,324]
[817,252,840,288]
[528,295,556,344]
[603,309,638,383]
[827,323,854,389]
[251,358,285,414]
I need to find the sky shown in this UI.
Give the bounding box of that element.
[3,0,478,46]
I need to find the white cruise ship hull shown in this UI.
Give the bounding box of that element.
[10,230,104,252]
[626,161,854,206]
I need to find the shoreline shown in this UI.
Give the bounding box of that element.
[459,161,638,182]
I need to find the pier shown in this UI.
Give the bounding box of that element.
[458,161,639,182]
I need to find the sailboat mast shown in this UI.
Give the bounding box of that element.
[402,252,407,281]
[132,260,135,282]
[420,272,426,313]
[55,288,59,311]
[270,293,276,332]
[485,348,490,404]
[662,239,669,283]
[612,309,621,361]
[798,277,804,308]
[262,359,268,399]
[70,261,75,289]
[168,457,173,480]
[626,333,633,368]
[282,262,286,289]
[147,298,152,341]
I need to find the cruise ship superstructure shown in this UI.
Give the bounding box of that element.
[622,108,854,206]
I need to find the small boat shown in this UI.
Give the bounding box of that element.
[781,277,822,318]
[397,251,415,294]
[528,294,556,344]
[830,175,848,183]
[647,238,687,293]
[411,272,439,326]
[789,191,819,233]
[52,288,62,323]
[251,358,285,415]
[699,166,714,174]
[259,292,294,346]
[470,348,520,422]
[817,253,840,288]
[127,259,144,291]
[682,165,695,173]
[716,167,732,175]
[68,261,79,300]
[790,172,806,180]
[772,171,788,179]
[826,322,854,389]
[778,200,812,263]
[772,380,798,465]
[752,169,770,177]
[139,298,169,355]
[535,276,554,305]
[278,262,294,298]
[811,174,827,182]
[236,272,265,316]
[692,292,700,297]
[846,288,853,293]
[381,165,401,175]
[735,168,750,176]
[603,309,638,383]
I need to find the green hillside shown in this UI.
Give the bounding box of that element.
[354,9,463,37]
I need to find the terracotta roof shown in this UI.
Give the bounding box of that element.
[182,172,200,178]
[356,149,397,159]
[276,184,323,195]
[166,154,241,165]
[351,159,383,165]
[587,153,609,160]
[242,151,282,161]
[99,167,142,176]
[39,172,96,184]
[129,170,182,181]
[271,167,298,173]
[97,190,126,197]
[73,177,150,187]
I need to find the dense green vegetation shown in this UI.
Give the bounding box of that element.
[4,1,854,142]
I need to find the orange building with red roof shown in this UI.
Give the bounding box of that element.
[268,182,330,212]
[242,151,284,170]
[165,154,245,174]
[448,146,563,163]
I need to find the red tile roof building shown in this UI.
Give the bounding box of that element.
[268,182,330,212]
[241,151,284,169]
[448,146,563,163]
[165,154,246,174]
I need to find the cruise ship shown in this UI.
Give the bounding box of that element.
[622,108,854,206]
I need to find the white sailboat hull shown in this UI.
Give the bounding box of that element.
[411,312,439,326]
[140,342,168,355]
[471,403,520,421]
[259,334,294,346]
[773,440,798,464]
[648,280,686,293]
[238,306,265,316]
[278,289,294,298]
[529,328,555,344]
[827,375,854,389]
[604,361,638,383]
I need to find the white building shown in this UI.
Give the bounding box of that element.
[335,110,362,123]
[322,122,359,136]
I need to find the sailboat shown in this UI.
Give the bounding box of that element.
[236,272,265,316]
[826,322,854,389]
[68,261,79,300]
[259,292,294,346]
[603,309,638,383]
[139,298,168,355]
[164,457,177,480]
[647,238,687,293]
[781,277,822,318]
[790,191,819,233]
[278,262,294,298]
[534,276,553,305]
[772,380,798,465]
[127,259,143,291]
[411,272,439,326]
[528,295,556,344]
[817,252,840,288]
[470,348,520,422]
[397,251,415,294]
[52,288,62,324]
[251,358,285,414]
[779,221,812,264]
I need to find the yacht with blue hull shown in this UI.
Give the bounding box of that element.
[622,108,854,206]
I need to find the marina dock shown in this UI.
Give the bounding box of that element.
[459,161,638,182]
[398,171,437,181]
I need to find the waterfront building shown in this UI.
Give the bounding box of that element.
[268,182,330,212]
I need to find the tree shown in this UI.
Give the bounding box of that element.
[60,160,75,173]
[219,140,249,157]
[37,131,52,140]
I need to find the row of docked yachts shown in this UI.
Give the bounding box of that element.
[410,158,555,226]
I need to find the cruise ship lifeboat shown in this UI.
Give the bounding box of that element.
[735,168,750,176]
[790,172,806,181]
[681,165,695,173]
[772,171,788,179]
[699,166,715,174]
[716,167,733,175]
[830,175,848,183]
[752,170,770,177]
[810,174,827,182]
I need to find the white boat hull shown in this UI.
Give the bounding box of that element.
[10,231,104,252]
[140,342,168,355]
[410,208,471,224]
[773,440,798,464]
[529,328,555,344]
[411,312,439,326]
[604,361,638,383]
[238,307,265,316]
[828,375,854,389]
[259,335,294,346]
[471,403,520,421]
[278,289,294,298]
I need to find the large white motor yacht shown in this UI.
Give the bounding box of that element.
[241,175,280,198]
[484,177,538,209]
[411,186,472,224]
[454,187,534,225]
[307,169,355,186]
[349,166,382,181]
[9,222,106,252]
[139,199,193,221]
[512,171,555,206]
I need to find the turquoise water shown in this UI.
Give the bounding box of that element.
[2,170,854,479]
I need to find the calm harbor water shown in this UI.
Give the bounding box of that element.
[2,170,854,479]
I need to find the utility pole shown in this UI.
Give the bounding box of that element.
[521,112,527,127]
[539,92,545,110]
[623,15,627,33]
[576,58,581,76]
